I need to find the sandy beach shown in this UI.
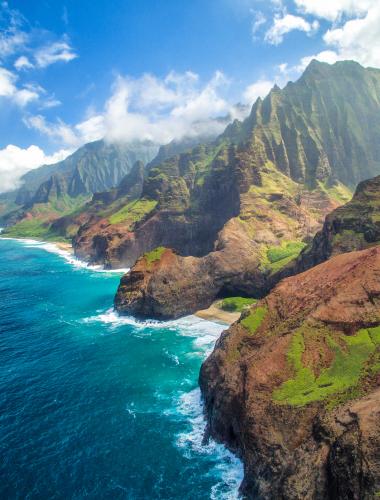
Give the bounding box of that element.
[54,242,74,254]
[195,302,241,325]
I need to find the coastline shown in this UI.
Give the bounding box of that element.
[195,302,240,325]
[0,234,74,253]
[0,234,238,326]
[53,241,74,253]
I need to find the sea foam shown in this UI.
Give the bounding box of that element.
[0,237,129,274]
[176,388,244,500]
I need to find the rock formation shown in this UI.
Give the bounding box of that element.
[200,246,380,498]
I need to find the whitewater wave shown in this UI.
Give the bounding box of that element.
[82,308,224,350]
[85,307,243,497]
[176,388,243,500]
[0,237,129,274]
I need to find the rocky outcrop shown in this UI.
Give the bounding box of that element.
[200,246,380,499]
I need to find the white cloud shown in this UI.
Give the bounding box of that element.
[0,3,28,58]
[243,79,274,104]
[294,0,376,21]
[0,2,77,70]
[289,2,380,73]
[40,97,61,109]
[25,70,236,147]
[265,13,319,45]
[34,41,77,68]
[323,4,380,67]
[0,29,27,58]
[0,144,70,193]
[0,67,40,106]
[251,11,267,38]
[14,55,33,70]
[295,50,340,73]
[23,114,80,147]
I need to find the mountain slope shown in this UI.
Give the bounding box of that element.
[19,139,158,205]
[268,174,380,287]
[224,60,380,187]
[77,60,380,265]
[108,60,380,316]
[1,140,158,239]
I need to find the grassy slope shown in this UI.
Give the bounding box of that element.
[2,195,89,242]
[220,297,257,312]
[273,325,380,407]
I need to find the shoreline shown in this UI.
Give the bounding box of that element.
[195,303,240,325]
[0,234,74,253]
[1,235,238,326]
[53,241,74,254]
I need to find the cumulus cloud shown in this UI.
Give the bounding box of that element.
[243,79,274,104]
[25,70,239,147]
[265,13,319,45]
[294,0,376,21]
[322,4,380,68]
[287,1,380,72]
[0,67,40,106]
[0,145,70,193]
[14,55,33,70]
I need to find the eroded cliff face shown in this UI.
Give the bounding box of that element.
[199,246,380,499]
[113,157,344,317]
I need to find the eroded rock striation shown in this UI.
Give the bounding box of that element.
[200,246,380,498]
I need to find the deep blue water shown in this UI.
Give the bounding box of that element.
[0,238,242,499]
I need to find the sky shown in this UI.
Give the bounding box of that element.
[0,0,380,192]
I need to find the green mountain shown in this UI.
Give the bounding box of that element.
[0,139,158,239]
[16,139,158,206]
[109,60,380,317]
[224,60,380,187]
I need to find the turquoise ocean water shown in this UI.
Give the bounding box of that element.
[0,238,242,499]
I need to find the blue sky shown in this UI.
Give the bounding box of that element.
[0,0,379,192]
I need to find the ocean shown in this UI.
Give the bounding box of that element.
[0,238,243,499]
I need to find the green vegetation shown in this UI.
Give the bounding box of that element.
[317,180,352,205]
[248,161,299,199]
[221,297,257,312]
[260,240,307,273]
[241,306,267,334]
[2,219,67,242]
[144,246,166,267]
[273,325,380,406]
[109,198,157,225]
[1,195,89,242]
[267,241,306,265]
